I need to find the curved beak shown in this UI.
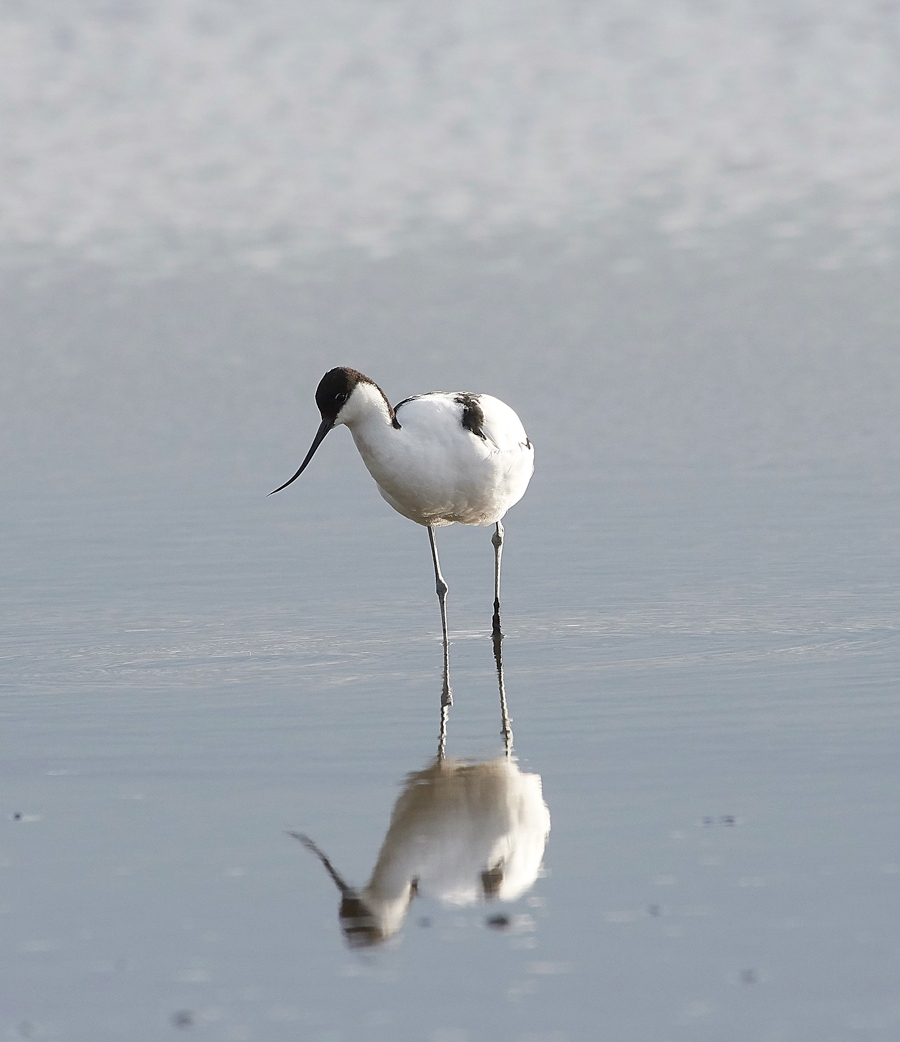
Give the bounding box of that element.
[269,416,333,495]
[287,831,353,897]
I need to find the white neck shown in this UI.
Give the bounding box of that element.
[337,381,395,432]
[338,382,397,467]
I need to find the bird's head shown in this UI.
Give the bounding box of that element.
[314,366,367,427]
[288,830,400,949]
[338,892,390,949]
[269,367,374,495]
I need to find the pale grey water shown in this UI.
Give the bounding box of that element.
[4,460,900,1040]
[3,0,900,1039]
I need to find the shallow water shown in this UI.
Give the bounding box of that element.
[4,0,900,1033]
[3,459,900,1040]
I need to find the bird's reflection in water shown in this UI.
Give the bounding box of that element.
[292,622,551,948]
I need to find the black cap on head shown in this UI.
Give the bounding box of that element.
[269,368,367,495]
[339,894,387,948]
[270,368,394,496]
[287,831,385,947]
[315,367,367,422]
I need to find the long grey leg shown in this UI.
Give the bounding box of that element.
[491,520,504,637]
[490,520,511,750]
[427,525,452,709]
[493,613,513,756]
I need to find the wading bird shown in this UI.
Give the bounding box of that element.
[290,756,550,948]
[271,367,534,661]
[289,621,549,949]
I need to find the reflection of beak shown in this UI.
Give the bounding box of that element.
[289,831,388,949]
[269,416,333,495]
[287,831,352,896]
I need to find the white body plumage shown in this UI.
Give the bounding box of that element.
[341,383,534,527]
[270,367,534,639]
[293,756,551,947]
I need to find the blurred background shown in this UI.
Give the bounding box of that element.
[1,0,899,480]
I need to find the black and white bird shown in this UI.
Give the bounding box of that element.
[290,755,550,948]
[271,367,534,649]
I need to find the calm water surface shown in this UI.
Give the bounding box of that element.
[3,461,900,1040]
[3,1,900,1028]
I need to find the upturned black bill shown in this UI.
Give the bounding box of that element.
[269,416,333,495]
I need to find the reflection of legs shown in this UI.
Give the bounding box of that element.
[493,608,513,756]
[491,520,504,638]
[427,525,452,710]
[437,697,450,761]
[490,520,511,752]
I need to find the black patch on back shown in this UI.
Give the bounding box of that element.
[393,394,423,413]
[481,863,504,899]
[455,393,486,439]
[316,367,400,428]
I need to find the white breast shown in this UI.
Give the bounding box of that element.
[348,392,534,527]
[363,757,551,919]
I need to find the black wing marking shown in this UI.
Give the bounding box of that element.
[393,394,424,413]
[481,861,504,899]
[455,393,486,440]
